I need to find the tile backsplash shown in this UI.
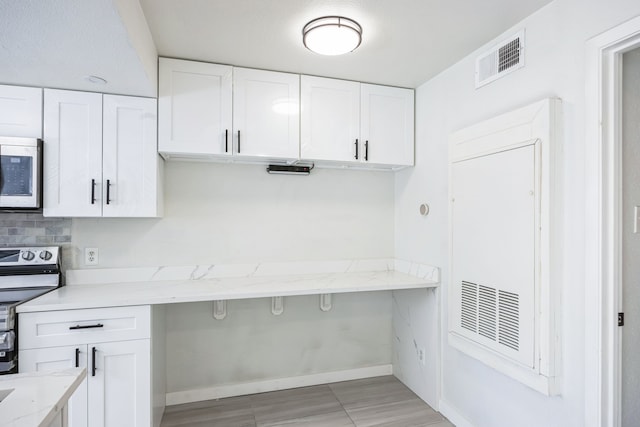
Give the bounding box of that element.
[0,212,72,270]
[0,213,71,246]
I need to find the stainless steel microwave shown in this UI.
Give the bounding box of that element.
[0,137,42,210]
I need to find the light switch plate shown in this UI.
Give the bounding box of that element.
[635,206,640,234]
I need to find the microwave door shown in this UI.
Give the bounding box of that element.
[0,143,40,209]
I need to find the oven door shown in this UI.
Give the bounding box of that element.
[0,138,41,209]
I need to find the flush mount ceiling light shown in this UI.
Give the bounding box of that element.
[302,16,362,56]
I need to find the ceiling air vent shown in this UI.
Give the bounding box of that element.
[475,30,525,88]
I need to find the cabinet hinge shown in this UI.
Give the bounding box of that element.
[618,312,624,327]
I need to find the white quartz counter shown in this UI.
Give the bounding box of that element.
[17,269,438,313]
[0,368,86,427]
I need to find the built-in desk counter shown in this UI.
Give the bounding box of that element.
[15,259,440,426]
[17,259,440,313]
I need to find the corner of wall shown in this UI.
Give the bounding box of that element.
[113,0,159,97]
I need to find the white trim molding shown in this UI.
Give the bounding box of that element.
[439,399,476,427]
[585,14,640,427]
[165,364,393,406]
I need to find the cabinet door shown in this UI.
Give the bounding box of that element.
[20,346,89,427]
[43,89,103,217]
[360,84,414,166]
[88,340,150,427]
[158,58,232,157]
[103,95,160,217]
[233,67,299,160]
[0,85,42,138]
[301,76,360,162]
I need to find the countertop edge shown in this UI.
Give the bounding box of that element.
[17,269,439,313]
[0,368,86,427]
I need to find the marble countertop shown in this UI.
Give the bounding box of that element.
[17,268,438,313]
[0,368,86,427]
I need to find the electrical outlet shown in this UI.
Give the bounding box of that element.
[85,248,99,266]
[418,348,426,365]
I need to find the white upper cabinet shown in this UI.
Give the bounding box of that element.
[300,76,360,162]
[156,58,414,169]
[360,84,414,167]
[0,85,43,138]
[103,95,160,217]
[233,67,300,160]
[44,89,103,217]
[300,78,414,168]
[44,89,162,218]
[158,58,232,158]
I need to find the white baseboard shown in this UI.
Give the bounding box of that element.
[166,364,393,406]
[439,399,475,427]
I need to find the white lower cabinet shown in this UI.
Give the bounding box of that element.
[19,306,163,427]
[89,340,151,427]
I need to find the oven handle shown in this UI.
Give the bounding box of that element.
[69,323,104,330]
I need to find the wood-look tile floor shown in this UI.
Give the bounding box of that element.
[161,376,455,427]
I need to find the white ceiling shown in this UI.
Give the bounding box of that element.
[0,0,155,96]
[0,0,551,96]
[140,0,552,88]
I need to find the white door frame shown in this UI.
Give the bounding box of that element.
[585,15,640,427]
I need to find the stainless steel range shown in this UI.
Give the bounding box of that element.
[0,246,61,374]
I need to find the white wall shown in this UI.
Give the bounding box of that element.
[166,292,391,394]
[72,161,394,267]
[72,161,396,393]
[622,47,640,427]
[394,1,640,426]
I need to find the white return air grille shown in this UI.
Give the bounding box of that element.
[475,30,525,88]
[449,99,562,396]
[460,281,520,351]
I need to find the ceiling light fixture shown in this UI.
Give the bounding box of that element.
[302,16,362,56]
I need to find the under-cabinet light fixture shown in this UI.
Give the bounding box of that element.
[266,164,314,175]
[302,16,362,56]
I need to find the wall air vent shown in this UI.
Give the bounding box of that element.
[475,30,525,88]
[459,281,519,350]
[461,281,478,333]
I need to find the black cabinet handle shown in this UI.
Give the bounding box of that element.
[237,130,241,153]
[69,323,104,330]
[365,140,369,161]
[106,180,111,205]
[91,347,96,377]
[91,179,96,204]
[75,348,80,368]
[225,129,229,153]
[355,139,359,160]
